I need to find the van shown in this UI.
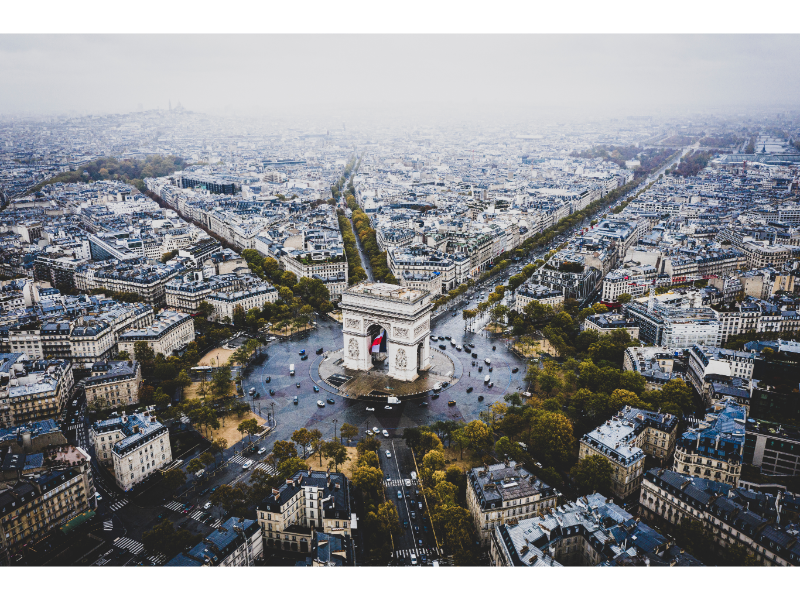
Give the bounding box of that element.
[290,364,295,375]
[484,374,490,383]
[293,396,298,405]
[484,358,491,365]
[387,396,401,405]
[410,553,418,566]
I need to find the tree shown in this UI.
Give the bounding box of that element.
[196,300,214,319]
[161,469,186,496]
[495,436,522,460]
[238,418,260,444]
[609,389,642,412]
[142,520,202,558]
[352,465,384,501]
[661,378,694,415]
[210,366,234,402]
[308,429,324,466]
[174,370,192,401]
[272,440,298,464]
[571,455,613,495]
[339,422,359,445]
[134,341,155,362]
[187,458,205,477]
[529,410,574,466]
[199,451,216,469]
[291,428,312,458]
[277,457,308,481]
[618,370,646,398]
[462,420,493,455]
[617,293,632,304]
[321,440,349,473]
[376,501,401,535]
[209,438,228,466]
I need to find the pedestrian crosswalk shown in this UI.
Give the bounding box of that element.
[384,478,410,488]
[228,454,276,475]
[146,553,168,565]
[392,547,441,558]
[114,536,144,555]
[209,519,222,528]
[188,510,205,521]
[109,499,128,511]
[164,501,184,512]
[103,519,113,531]
[94,556,110,566]
[228,454,249,465]
[254,462,275,475]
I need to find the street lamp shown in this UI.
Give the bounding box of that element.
[270,402,276,426]
[333,419,338,443]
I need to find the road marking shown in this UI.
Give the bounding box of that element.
[164,501,184,512]
[103,520,113,531]
[108,499,128,511]
[114,536,144,555]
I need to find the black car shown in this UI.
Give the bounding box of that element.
[442,381,449,388]
[199,488,209,496]
[316,348,324,355]
[478,366,483,372]
[269,389,276,395]
[327,398,336,404]
[448,400,456,406]
[296,382,301,387]
[445,335,451,340]
[488,366,493,372]
[466,386,473,393]
[420,401,428,407]
[301,354,308,360]
[403,520,409,529]
[439,344,446,349]
[492,345,496,350]
[511,367,519,373]
[471,352,478,358]
[432,393,439,399]
[478,395,484,401]
[265,376,271,383]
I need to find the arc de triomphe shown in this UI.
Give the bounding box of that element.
[339,282,432,382]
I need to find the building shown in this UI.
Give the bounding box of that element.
[0,356,74,429]
[583,312,640,339]
[531,251,602,301]
[489,492,700,567]
[672,400,745,487]
[282,249,348,301]
[165,517,263,566]
[117,310,194,358]
[82,360,141,410]
[294,529,356,566]
[579,406,678,500]
[208,285,277,324]
[0,454,95,564]
[640,468,800,566]
[686,344,757,399]
[514,284,564,313]
[744,419,800,477]
[340,282,432,382]
[622,346,685,389]
[465,460,558,546]
[624,290,721,348]
[89,409,172,491]
[256,470,354,554]
[165,272,242,312]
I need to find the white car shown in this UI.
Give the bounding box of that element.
[94,492,102,501]
[385,450,392,458]
[382,429,389,437]
[365,407,375,412]
[258,447,266,455]
[366,430,374,436]
[317,400,325,407]
[384,405,392,410]
[242,460,254,470]
[203,502,212,510]
[372,427,380,434]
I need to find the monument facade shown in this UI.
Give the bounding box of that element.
[340,282,432,382]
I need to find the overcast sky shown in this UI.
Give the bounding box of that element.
[1,35,799,121]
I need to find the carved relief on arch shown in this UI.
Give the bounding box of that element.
[394,327,409,339]
[345,318,361,330]
[395,348,407,368]
[348,338,359,358]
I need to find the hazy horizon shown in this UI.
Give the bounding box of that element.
[1,35,799,122]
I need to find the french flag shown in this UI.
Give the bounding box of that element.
[371,329,387,353]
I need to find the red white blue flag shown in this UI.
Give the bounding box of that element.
[371,329,387,353]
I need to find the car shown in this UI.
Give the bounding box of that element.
[430,335,436,340]
[418,502,423,510]
[95,492,102,501]
[157,512,166,520]
[203,502,212,510]
[269,389,275,395]
[299,349,305,355]
[385,450,392,458]
[293,396,299,404]
[210,486,218,494]
[366,406,375,412]
[384,405,392,410]
[199,488,209,496]
[471,360,476,366]
[418,539,424,547]
[423,525,429,534]
[382,429,389,437]
[410,510,416,519]
[422,515,429,524]
[448,400,456,406]
[431,393,439,399]
[489,382,494,388]
[313,385,319,392]
[327,397,335,404]
[397,490,403,499]
[296,382,301,387]
[452,312,457,316]
[438,344,446,349]
[442,381,449,388]
[372,427,380,434]
[414,525,420,533]
[242,460,253,470]
[456,345,462,351]
[403,520,409,528]
[512,367,519,373]
[301,354,308,360]
[366,430,374,436]
[183,503,194,513]
[265,376,271,383]
[410,553,418,566]
[317,400,325,407]
[258,447,266,455]
[478,366,483,372]
[472,352,478,358]
[419,401,428,406]
[478,395,484,401]
[445,335,452,340]
[488,366,493,372]
[466,386,473,393]
[255,392,260,398]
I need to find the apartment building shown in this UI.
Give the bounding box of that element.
[0,454,95,563]
[579,406,678,500]
[89,410,172,491]
[165,272,242,313]
[388,245,469,294]
[257,470,354,554]
[673,401,745,487]
[514,284,564,313]
[117,310,194,357]
[165,517,263,566]
[640,468,800,566]
[531,251,602,302]
[601,264,669,302]
[82,360,141,410]
[744,419,800,477]
[465,460,558,546]
[582,312,640,339]
[623,346,684,389]
[208,285,278,324]
[0,356,74,429]
[740,241,796,270]
[75,259,185,306]
[282,249,348,300]
[686,345,757,398]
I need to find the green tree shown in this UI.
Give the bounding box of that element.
[174,370,192,401]
[571,455,613,495]
[463,420,493,456]
[187,458,205,477]
[277,457,308,481]
[339,422,359,445]
[322,440,349,473]
[134,341,155,362]
[272,440,298,464]
[352,465,384,501]
[291,428,312,458]
[529,410,574,466]
[161,469,186,496]
[617,293,632,304]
